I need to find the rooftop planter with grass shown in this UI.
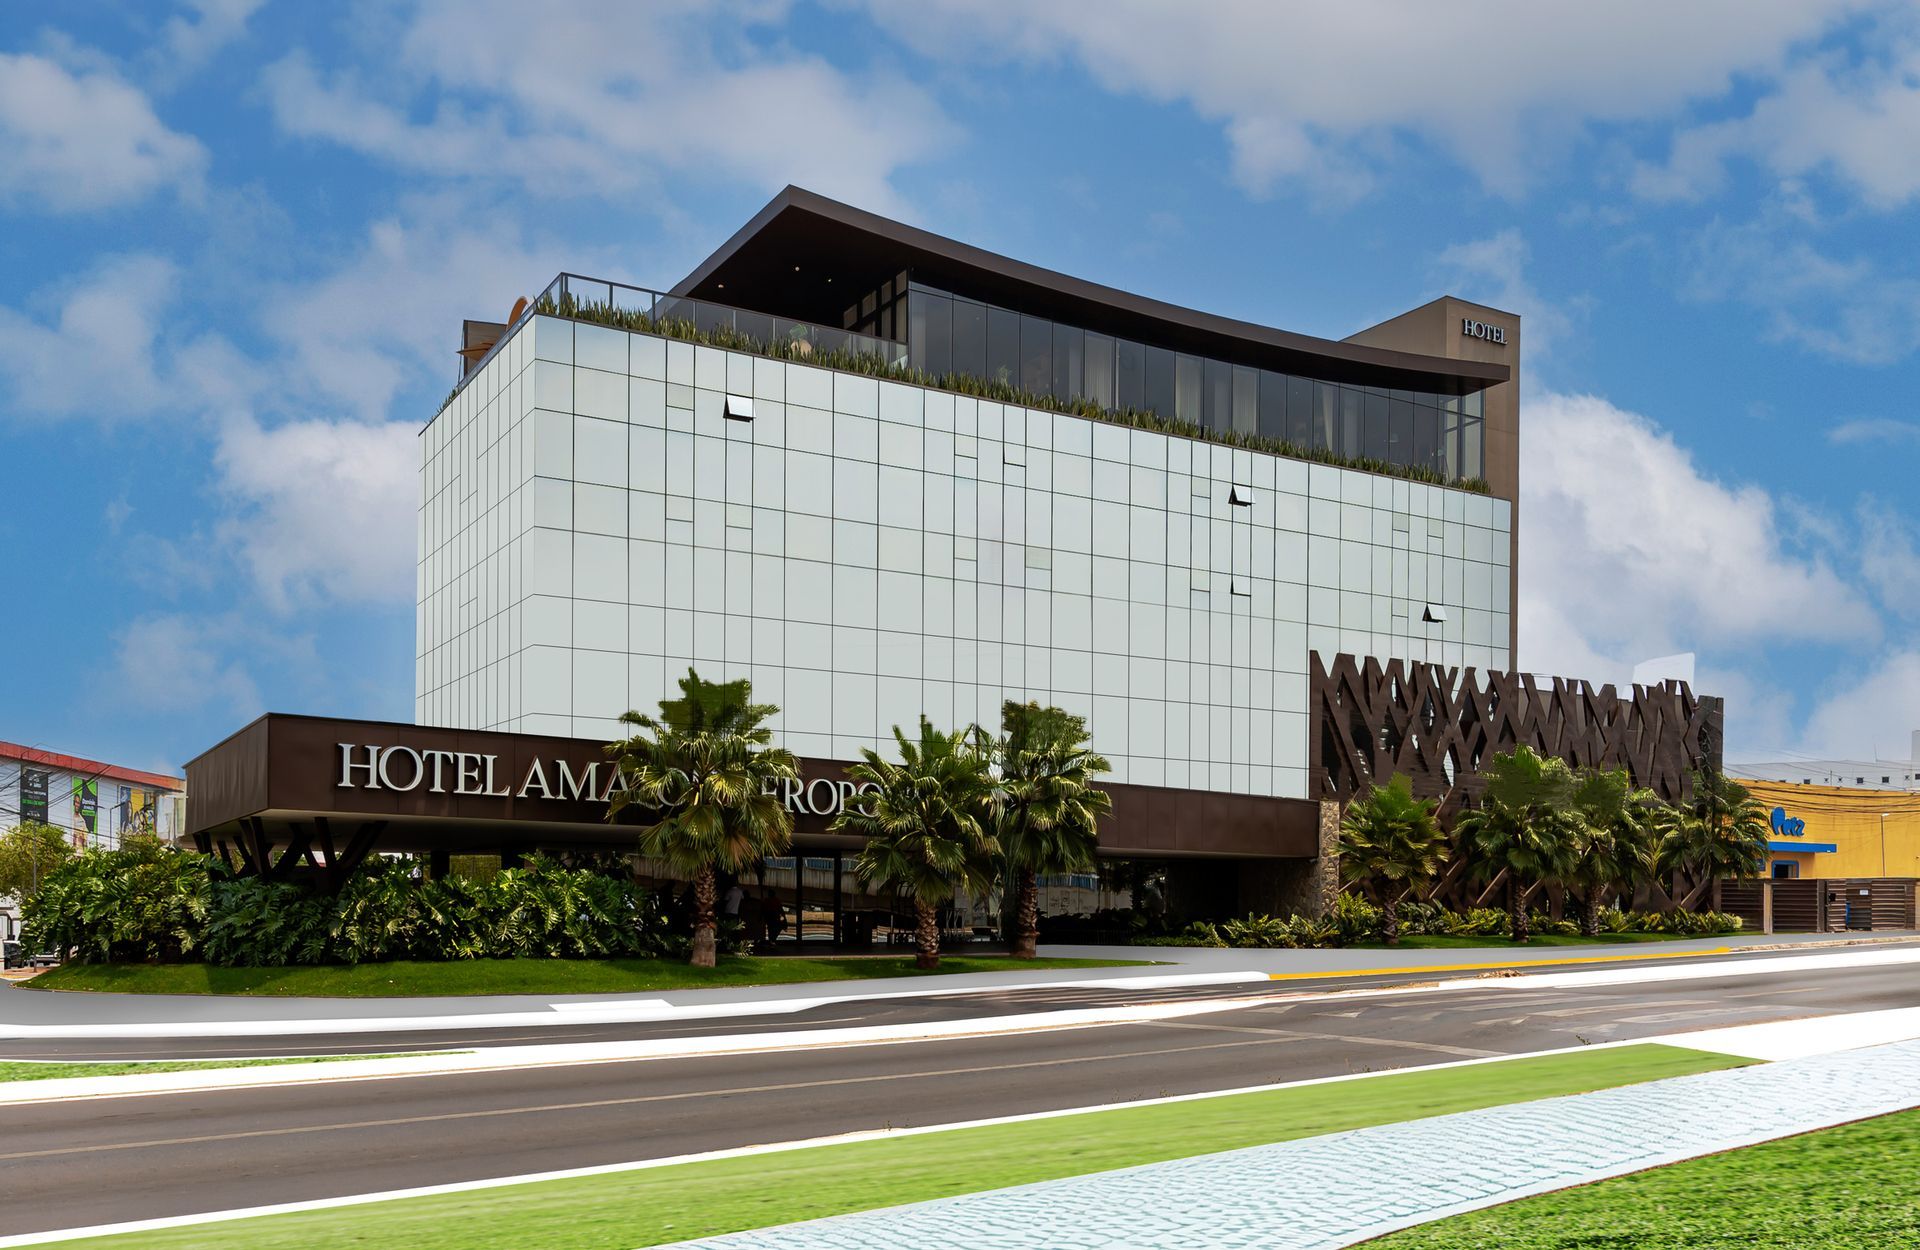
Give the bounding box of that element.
[441,276,1492,496]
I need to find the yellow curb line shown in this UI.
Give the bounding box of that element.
[1267,946,1735,981]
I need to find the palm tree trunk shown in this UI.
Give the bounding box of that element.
[1582,888,1604,939]
[914,898,941,971]
[1383,895,1401,946]
[690,863,718,968]
[1509,877,1530,943]
[1013,866,1039,960]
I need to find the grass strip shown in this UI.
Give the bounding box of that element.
[0,1054,445,1084]
[1371,1105,1920,1248]
[26,955,1143,998]
[62,1043,1743,1249]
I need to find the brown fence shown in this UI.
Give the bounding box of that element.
[1717,878,1916,933]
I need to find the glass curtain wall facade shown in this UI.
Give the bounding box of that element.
[905,283,1485,483]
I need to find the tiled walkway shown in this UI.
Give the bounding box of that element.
[660,1039,1920,1250]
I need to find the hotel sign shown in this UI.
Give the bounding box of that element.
[1461,317,1507,346]
[337,743,629,803]
[1770,806,1806,838]
[334,742,872,817]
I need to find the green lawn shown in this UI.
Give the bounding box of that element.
[1372,1107,1920,1248]
[1350,932,1720,950]
[0,1054,441,1084]
[60,1044,1742,1250]
[26,954,1144,998]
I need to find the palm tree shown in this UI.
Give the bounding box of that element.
[607,669,798,967]
[1455,746,1579,942]
[1338,775,1446,945]
[1657,768,1769,911]
[1565,767,1660,936]
[996,701,1113,960]
[834,718,999,970]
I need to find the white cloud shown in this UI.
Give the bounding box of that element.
[110,614,265,718]
[1855,498,1920,623]
[0,50,206,211]
[0,255,181,419]
[1798,651,1920,762]
[212,415,419,612]
[1517,390,1877,685]
[152,0,265,82]
[1636,27,1920,209]
[858,0,1863,199]
[1433,229,1578,359]
[1684,217,1920,365]
[270,204,584,419]
[1831,417,1920,444]
[260,0,956,213]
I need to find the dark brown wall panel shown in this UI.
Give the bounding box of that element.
[1309,653,1723,816]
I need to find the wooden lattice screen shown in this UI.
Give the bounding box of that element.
[1309,653,1722,816]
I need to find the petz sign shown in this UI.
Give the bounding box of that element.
[1770,807,1806,838]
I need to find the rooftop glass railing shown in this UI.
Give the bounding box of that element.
[442,273,1491,493]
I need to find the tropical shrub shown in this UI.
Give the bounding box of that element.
[1330,892,1383,944]
[22,837,212,963]
[29,846,674,967]
[1339,775,1447,945]
[1526,911,1581,938]
[1136,899,1740,949]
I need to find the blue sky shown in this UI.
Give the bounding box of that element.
[5,1,1920,775]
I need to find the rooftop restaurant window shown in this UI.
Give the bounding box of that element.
[905,283,1486,483]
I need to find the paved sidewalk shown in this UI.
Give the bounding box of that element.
[658,1037,1920,1250]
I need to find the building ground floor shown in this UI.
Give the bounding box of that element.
[181,713,1339,933]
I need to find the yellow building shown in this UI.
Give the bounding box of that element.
[1742,780,1920,880]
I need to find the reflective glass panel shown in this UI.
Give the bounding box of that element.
[1258,370,1287,441]
[1085,332,1116,410]
[1146,345,1175,418]
[919,290,952,378]
[1204,358,1232,432]
[1364,391,1388,461]
[1232,366,1258,437]
[1340,387,1363,458]
[1052,323,1085,402]
[1021,314,1053,397]
[987,307,1020,388]
[953,299,986,377]
[1116,339,1145,411]
[1175,354,1204,426]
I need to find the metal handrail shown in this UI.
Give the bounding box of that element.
[454,273,910,392]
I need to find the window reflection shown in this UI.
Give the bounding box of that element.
[902,281,1494,484]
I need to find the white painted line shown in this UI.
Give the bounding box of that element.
[0,1034,1694,1248]
[0,971,1268,1040]
[1652,1005,1920,1061]
[14,943,1920,1104]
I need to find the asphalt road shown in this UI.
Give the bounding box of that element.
[4,956,1918,1237]
[3,941,1905,1062]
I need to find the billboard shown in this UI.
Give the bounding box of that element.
[71,777,98,847]
[21,768,49,826]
